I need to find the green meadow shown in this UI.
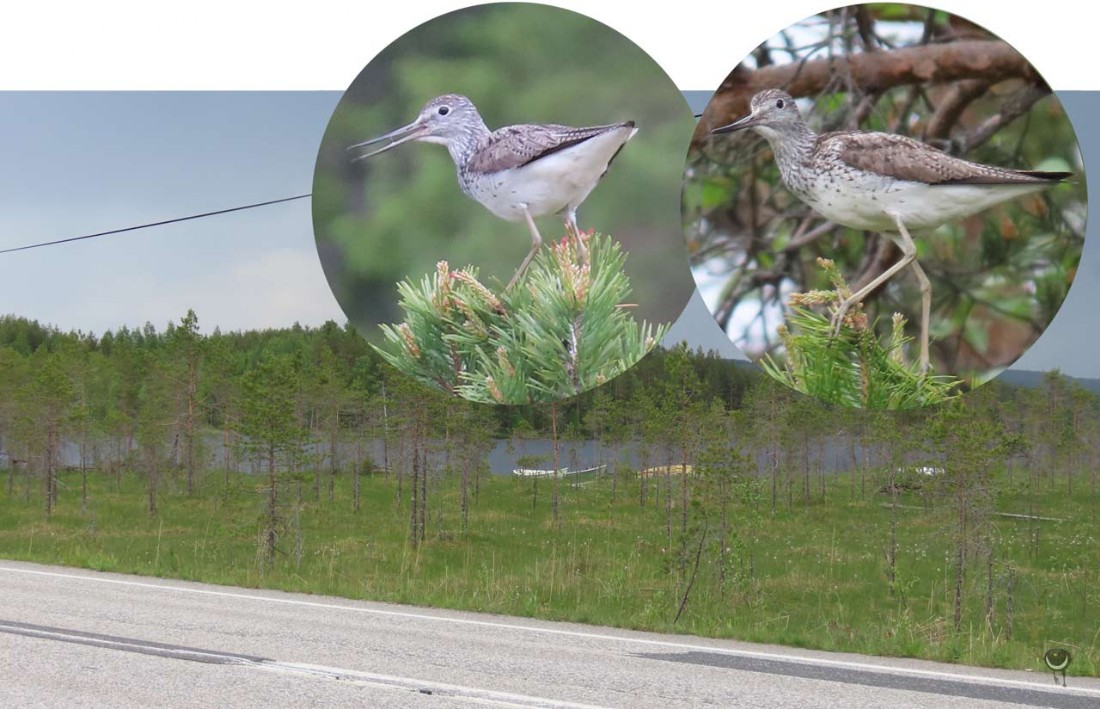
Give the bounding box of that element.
[1,463,1095,677]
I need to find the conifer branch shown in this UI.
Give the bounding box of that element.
[375,233,667,404]
[761,259,962,409]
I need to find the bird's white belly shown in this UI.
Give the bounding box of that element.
[462,125,635,222]
[797,175,1050,233]
[466,166,579,222]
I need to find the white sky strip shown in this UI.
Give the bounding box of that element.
[0,1,1094,90]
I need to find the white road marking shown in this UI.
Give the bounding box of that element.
[1,618,605,708]
[255,661,608,708]
[3,564,1096,699]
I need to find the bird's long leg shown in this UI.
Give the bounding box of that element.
[564,209,588,264]
[507,204,543,291]
[830,211,930,371]
[908,252,932,373]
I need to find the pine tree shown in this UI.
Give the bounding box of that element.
[166,309,205,495]
[239,355,301,566]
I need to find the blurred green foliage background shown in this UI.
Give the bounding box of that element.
[313,4,696,336]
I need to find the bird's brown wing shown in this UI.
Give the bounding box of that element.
[465,122,635,175]
[828,131,1070,185]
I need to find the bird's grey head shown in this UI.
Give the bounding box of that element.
[711,89,805,142]
[349,93,489,161]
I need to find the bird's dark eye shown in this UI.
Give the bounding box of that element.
[438,106,450,116]
[776,98,785,109]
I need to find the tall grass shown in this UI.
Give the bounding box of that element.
[0,465,1095,675]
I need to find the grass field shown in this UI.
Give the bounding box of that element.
[1,464,1096,676]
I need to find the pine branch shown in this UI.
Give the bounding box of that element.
[761,259,962,409]
[375,233,667,405]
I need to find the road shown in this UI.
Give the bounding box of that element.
[2,560,1097,708]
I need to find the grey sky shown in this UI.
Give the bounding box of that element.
[0,90,1095,377]
[0,92,342,333]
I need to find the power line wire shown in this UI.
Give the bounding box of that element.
[0,193,312,255]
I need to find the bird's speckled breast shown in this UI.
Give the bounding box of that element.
[781,156,908,232]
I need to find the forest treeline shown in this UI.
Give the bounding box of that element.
[1,309,1096,482]
[0,308,756,441]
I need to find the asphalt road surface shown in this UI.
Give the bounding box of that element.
[2,560,1097,708]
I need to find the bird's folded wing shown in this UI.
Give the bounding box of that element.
[830,132,1069,185]
[466,123,632,174]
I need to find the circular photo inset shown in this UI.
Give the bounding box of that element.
[683,3,1086,409]
[313,3,696,405]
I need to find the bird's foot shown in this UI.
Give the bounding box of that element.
[562,224,590,265]
[829,309,846,341]
[829,299,867,339]
[575,231,589,265]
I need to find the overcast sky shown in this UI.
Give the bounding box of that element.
[0,92,340,334]
[0,90,1096,376]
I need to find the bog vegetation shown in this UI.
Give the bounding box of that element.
[0,311,1097,675]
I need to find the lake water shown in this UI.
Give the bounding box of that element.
[2,433,859,477]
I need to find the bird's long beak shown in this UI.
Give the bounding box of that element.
[348,118,430,161]
[711,112,757,135]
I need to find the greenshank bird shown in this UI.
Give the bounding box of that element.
[712,88,1071,372]
[350,94,637,290]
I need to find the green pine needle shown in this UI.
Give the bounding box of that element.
[375,232,667,405]
[761,260,963,409]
